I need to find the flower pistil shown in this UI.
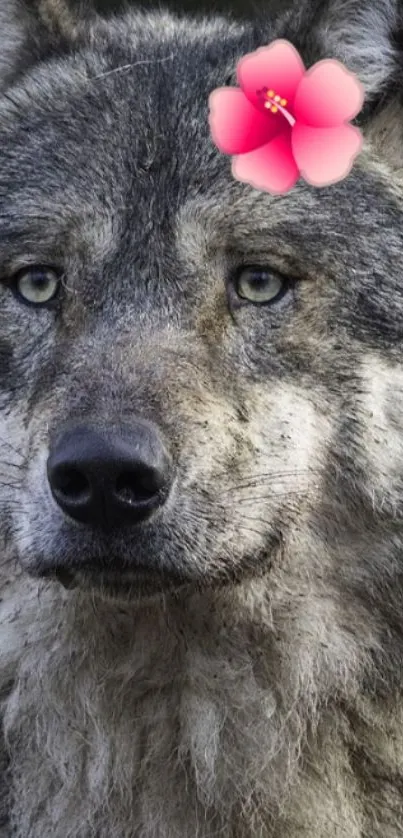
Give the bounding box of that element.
[260,88,296,127]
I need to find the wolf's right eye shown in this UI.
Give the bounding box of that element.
[233,266,288,306]
[11,266,60,307]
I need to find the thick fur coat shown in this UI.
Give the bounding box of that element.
[2,0,403,835]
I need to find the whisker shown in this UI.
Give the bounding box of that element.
[89,54,176,83]
[0,436,24,459]
[216,467,317,477]
[213,472,321,495]
[0,459,24,470]
[229,489,318,504]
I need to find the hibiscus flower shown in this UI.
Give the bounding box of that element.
[208,40,364,194]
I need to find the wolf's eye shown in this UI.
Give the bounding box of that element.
[235,266,287,305]
[12,266,60,306]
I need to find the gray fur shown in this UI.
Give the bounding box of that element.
[2,0,403,835]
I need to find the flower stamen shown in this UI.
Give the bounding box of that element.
[261,88,296,127]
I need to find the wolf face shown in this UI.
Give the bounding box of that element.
[1,0,402,601]
[3,1,403,836]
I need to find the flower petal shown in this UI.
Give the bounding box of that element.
[291,123,363,186]
[237,40,305,110]
[293,59,364,127]
[208,88,282,154]
[232,131,299,195]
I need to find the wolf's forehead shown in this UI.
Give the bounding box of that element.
[0,36,245,253]
[1,19,403,286]
[1,19,246,173]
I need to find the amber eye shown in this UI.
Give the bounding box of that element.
[12,266,60,306]
[235,266,287,305]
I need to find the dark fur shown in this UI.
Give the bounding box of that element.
[2,0,403,835]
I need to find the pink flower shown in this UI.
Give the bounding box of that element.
[208,40,364,194]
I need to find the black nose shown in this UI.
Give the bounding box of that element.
[47,422,173,529]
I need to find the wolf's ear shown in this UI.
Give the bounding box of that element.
[280,0,403,171]
[0,0,95,90]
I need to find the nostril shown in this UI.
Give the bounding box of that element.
[115,469,161,504]
[53,467,91,502]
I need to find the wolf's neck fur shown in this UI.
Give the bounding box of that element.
[1,552,397,838]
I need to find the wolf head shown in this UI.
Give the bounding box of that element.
[1,0,403,608]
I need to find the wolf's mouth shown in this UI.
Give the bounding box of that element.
[52,568,79,589]
[45,563,186,599]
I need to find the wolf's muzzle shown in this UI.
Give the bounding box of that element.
[47,421,173,530]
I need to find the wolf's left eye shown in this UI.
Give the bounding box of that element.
[234,266,287,305]
[12,266,60,306]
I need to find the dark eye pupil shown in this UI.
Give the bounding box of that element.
[249,271,269,286]
[30,271,50,286]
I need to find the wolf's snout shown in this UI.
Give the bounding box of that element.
[46,422,173,530]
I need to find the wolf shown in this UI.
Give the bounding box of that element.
[2,0,403,834]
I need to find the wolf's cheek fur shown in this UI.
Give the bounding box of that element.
[359,356,403,515]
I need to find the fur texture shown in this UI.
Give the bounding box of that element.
[2,0,403,835]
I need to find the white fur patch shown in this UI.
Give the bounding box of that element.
[359,354,403,515]
[245,381,330,498]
